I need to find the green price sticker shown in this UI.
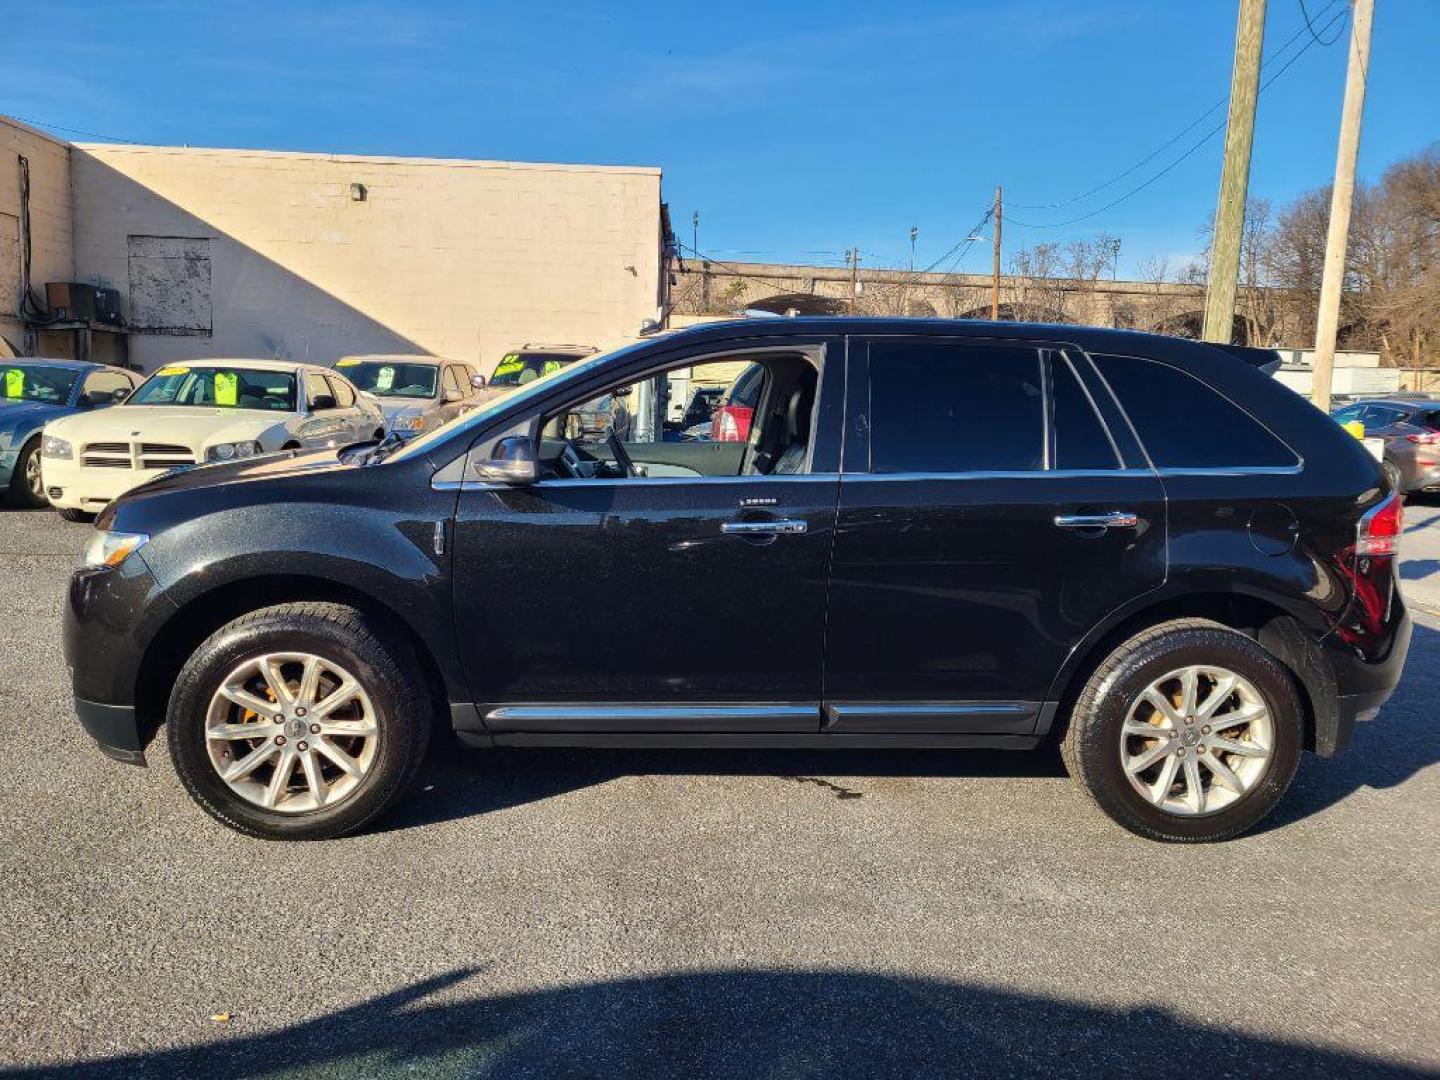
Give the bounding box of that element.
[214,371,238,406]
[3,369,22,399]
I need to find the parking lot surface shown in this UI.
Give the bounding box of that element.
[2,503,1439,1077]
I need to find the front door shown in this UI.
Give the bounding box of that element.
[451,341,843,734]
[822,336,1166,735]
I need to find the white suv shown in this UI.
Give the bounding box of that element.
[41,359,384,520]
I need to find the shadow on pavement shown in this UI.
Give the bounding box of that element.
[1257,621,1440,833]
[381,741,1066,834]
[1401,558,1440,583]
[5,967,1431,1078]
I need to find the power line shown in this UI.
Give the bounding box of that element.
[1008,0,1347,212]
[6,113,149,145]
[1007,2,1348,231]
[917,208,994,274]
[1298,0,1348,45]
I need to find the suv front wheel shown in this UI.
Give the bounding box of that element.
[1060,618,1303,842]
[167,602,430,840]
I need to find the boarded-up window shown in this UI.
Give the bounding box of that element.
[0,214,18,319]
[127,235,211,335]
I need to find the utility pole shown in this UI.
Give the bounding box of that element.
[1312,0,1374,413]
[991,186,1003,320]
[848,248,861,311]
[1202,0,1267,343]
[909,226,918,271]
[691,211,699,256]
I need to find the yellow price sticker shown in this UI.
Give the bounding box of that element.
[3,369,23,398]
[214,370,238,406]
[156,366,191,377]
[335,359,359,367]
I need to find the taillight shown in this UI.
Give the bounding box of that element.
[1356,493,1402,557]
[711,405,753,442]
[1404,431,1440,444]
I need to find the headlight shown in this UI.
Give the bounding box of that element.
[205,440,263,462]
[42,434,73,459]
[81,530,149,569]
[391,415,426,433]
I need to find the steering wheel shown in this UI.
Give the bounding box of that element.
[607,433,640,478]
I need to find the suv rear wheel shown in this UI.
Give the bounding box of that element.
[167,602,430,840]
[1060,618,1302,842]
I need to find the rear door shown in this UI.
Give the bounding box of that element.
[822,335,1166,736]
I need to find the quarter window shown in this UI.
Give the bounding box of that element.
[326,375,356,408]
[1094,354,1298,469]
[868,342,1043,473]
[305,372,333,408]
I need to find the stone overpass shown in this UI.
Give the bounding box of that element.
[670,259,1339,349]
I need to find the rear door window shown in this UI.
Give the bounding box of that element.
[325,375,356,408]
[867,342,1043,473]
[1093,353,1298,469]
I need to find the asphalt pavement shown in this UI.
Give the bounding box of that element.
[2,503,1438,1077]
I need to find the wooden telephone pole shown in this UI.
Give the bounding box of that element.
[991,186,1003,320]
[1202,0,1268,343]
[848,248,861,311]
[1312,0,1374,413]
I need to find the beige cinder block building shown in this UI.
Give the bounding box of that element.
[1,119,74,358]
[2,115,666,372]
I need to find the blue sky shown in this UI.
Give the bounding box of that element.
[5,0,1438,277]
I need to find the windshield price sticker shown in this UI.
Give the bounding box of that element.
[492,354,525,379]
[335,359,359,367]
[376,367,395,391]
[156,366,191,377]
[214,371,239,406]
[3,369,22,398]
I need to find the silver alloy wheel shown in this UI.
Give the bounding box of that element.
[24,446,42,499]
[205,652,379,814]
[1119,665,1273,817]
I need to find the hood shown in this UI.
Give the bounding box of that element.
[374,398,434,421]
[110,446,348,508]
[0,398,70,435]
[46,405,279,447]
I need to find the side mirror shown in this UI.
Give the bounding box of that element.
[112,387,131,403]
[474,435,538,485]
[444,388,463,403]
[470,374,487,390]
[312,394,338,412]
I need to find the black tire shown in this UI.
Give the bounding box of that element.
[56,506,96,523]
[1059,618,1303,843]
[6,436,47,508]
[166,602,431,840]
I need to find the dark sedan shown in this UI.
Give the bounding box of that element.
[0,359,140,508]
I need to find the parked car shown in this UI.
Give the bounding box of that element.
[64,319,1408,843]
[708,362,765,442]
[42,359,383,520]
[0,359,141,508]
[482,344,597,403]
[1332,398,1440,494]
[334,355,485,438]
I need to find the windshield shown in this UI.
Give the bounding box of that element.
[489,352,579,388]
[1,364,78,405]
[128,366,298,411]
[388,339,648,463]
[335,360,438,398]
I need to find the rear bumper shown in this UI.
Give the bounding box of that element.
[75,698,146,765]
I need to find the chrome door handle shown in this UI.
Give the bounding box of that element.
[1054,511,1138,529]
[722,519,808,536]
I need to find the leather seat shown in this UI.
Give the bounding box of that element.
[771,383,815,475]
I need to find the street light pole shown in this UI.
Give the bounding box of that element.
[1110,237,1122,281]
[910,226,918,272]
[691,211,699,256]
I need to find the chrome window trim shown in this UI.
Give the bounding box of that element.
[453,471,842,493]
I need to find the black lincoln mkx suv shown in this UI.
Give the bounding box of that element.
[64,319,1410,842]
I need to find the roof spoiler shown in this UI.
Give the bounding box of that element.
[1211,343,1282,376]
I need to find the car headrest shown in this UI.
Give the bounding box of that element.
[788,382,816,441]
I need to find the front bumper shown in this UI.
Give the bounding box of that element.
[43,457,173,512]
[64,554,173,765]
[76,698,145,764]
